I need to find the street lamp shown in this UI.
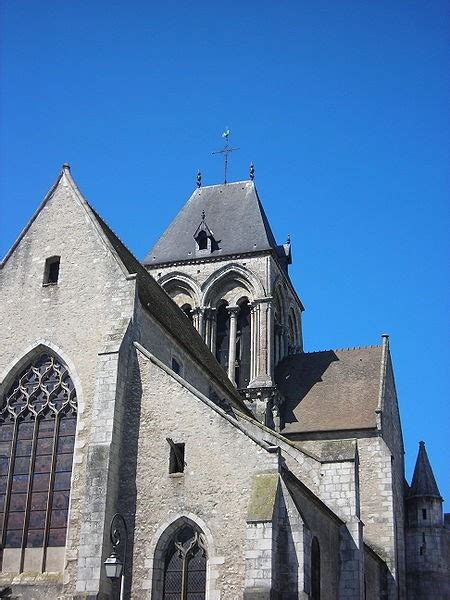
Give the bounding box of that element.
[104,513,128,600]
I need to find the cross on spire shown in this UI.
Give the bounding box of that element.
[212,128,239,184]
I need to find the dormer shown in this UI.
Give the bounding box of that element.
[193,211,217,255]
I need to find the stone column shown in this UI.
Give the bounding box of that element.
[196,307,206,341]
[209,307,217,353]
[267,300,274,380]
[204,309,212,349]
[227,306,240,384]
[249,298,273,388]
[249,303,258,382]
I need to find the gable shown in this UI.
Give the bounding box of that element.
[0,167,136,374]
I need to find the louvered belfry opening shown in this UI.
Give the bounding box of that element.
[0,353,77,573]
[163,525,207,600]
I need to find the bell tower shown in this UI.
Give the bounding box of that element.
[144,170,303,430]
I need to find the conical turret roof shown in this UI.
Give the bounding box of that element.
[409,441,441,498]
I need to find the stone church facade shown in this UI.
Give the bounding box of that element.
[0,165,448,599]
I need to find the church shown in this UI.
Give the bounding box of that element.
[0,163,448,599]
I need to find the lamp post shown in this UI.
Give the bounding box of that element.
[104,513,128,600]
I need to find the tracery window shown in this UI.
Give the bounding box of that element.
[0,353,77,572]
[163,525,206,600]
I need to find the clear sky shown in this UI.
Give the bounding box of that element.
[1,1,449,506]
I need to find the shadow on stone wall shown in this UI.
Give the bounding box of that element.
[116,346,142,600]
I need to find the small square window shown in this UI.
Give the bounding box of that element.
[167,438,185,474]
[43,256,60,285]
[422,509,427,520]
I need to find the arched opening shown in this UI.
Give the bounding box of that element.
[181,303,193,323]
[196,230,208,251]
[215,302,229,371]
[0,352,77,573]
[235,299,251,388]
[311,536,321,600]
[273,286,286,365]
[151,516,211,600]
[162,524,207,599]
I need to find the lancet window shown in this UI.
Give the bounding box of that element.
[163,525,207,600]
[311,536,321,600]
[0,353,77,572]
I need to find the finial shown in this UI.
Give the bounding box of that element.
[196,170,202,188]
[62,163,71,172]
[419,440,425,447]
[201,210,205,220]
[212,129,239,184]
[286,234,291,245]
[249,161,255,181]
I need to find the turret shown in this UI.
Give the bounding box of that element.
[405,441,450,599]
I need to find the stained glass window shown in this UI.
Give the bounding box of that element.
[163,526,206,600]
[0,354,77,571]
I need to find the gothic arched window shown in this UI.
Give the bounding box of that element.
[0,353,77,573]
[163,525,206,600]
[311,536,321,600]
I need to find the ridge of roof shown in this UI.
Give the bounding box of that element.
[195,179,253,189]
[408,441,442,499]
[300,344,382,354]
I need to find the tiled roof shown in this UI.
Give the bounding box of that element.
[276,346,383,434]
[144,181,280,265]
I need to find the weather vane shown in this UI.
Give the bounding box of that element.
[212,128,239,184]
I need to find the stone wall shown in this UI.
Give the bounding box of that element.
[130,348,280,599]
[0,171,136,598]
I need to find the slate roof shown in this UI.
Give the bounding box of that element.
[408,441,441,498]
[144,181,280,265]
[276,346,384,434]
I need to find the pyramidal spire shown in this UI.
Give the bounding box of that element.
[409,441,441,498]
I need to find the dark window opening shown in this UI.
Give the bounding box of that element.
[43,256,60,285]
[171,357,181,375]
[196,230,208,251]
[167,439,185,474]
[235,300,251,388]
[181,304,193,323]
[162,525,206,600]
[311,536,321,600]
[422,509,427,520]
[215,303,230,370]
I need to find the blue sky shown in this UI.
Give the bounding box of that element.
[1,1,449,505]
